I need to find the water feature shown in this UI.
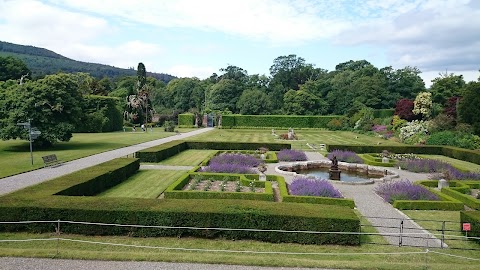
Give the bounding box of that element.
[275,160,399,185]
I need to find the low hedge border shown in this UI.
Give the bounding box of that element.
[267,175,356,208]
[327,144,480,165]
[221,115,343,129]
[460,211,480,240]
[418,180,480,210]
[392,181,464,210]
[136,141,290,163]
[359,154,396,167]
[164,173,274,201]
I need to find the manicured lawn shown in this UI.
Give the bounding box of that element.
[0,128,195,179]
[402,210,480,250]
[98,170,187,198]
[158,150,217,166]
[419,155,480,172]
[186,129,404,151]
[0,232,478,269]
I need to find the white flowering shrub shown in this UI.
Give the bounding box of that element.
[413,92,432,119]
[399,120,429,143]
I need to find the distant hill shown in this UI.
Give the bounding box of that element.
[0,41,176,83]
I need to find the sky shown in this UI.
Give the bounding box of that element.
[0,0,479,87]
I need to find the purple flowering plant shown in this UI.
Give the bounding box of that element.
[200,153,259,173]
[397,159,480,180]
[288,176,343,198]
[327,150,363,164]
[277,149,308,161]
[375,180,440,203]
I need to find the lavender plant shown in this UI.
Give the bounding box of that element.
[375,180,439,203]
[209,153,260,167]
[200,163,254,174]
[397,159,480,180]
[288,176,343,198]
[277,149,308,161]
[327,150,363,164]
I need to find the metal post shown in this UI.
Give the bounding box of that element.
[399,220,403,247]
[28,119,33,165]
[441,221,445,248]
[55,219,60,257]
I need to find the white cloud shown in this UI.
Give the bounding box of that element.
[335,0,480,72]
[167,65,216,79]
[46,0,351,44]
[0,0,110,48]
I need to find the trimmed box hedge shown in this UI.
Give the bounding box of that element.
[164,173,274,201]
[460,211,480,241]
[221,115,343,129]
[327,145,480,165]
[0,158,360,245]
[359,154,396,167]
[267,175,356,208]
[392,181,464,210]
[178,113,195,127]
[136,141,291,163]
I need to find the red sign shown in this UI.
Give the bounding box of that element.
[463,223,471,231]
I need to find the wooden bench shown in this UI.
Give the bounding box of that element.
[42,154,62,168]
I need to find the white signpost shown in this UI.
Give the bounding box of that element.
[16,119,40,165]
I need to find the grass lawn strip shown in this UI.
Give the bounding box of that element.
[98,170,187,199]
[0,128,195,179]
[419,155,480,172]
[0,232,478,269]
[157,150,217,166]
[402,210,480,250]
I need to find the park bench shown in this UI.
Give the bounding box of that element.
[42,154,63,168]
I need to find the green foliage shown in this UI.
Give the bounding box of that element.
[0,73,84,146]
[458,81,480,135]
[442,187,480,210]
[136,141,188,163]
[209,79,244,112]
[391,115,407,131]
[163,121,175,132]
[282,90,327,115]
[326,117,349,131]
[178,113,195,127]
[0,55,30,81]
[413,92,433,119]
[426,131,480,150]
[236,88,272,115]
[76,95,123,132]
[428,113,455,133]
[429,73,465,105]
[373,109,395,118]
[360,154,396,167]
[220,115,342,129]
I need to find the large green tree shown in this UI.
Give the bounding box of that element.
[458,81,480,135]
[283,90,327,115]
[0,56,31,81]
[429,73,465,105]
[0,73,84,147]
[236,88,271,115]
[209,79,244,112]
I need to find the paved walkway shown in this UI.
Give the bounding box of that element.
[0,257,335,270]
[267,151,445,248]
[0,128,213,196]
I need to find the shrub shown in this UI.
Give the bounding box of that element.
[178,113,194,126]
[395,99,417,121]
[277,149,307,161]
[375,180,440,203]
[164,120,175,132]
[399,120,428,144]
[391,115,407,131]
[327,150,363,164]
[397,158,480,180]
[200,153,259,174]
[426,131,480,150]
[220,115,342,129]
[289,177,342,198]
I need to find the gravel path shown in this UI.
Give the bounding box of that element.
[0,257,335,270]
[269,151,445,248]
[0,128,213,196]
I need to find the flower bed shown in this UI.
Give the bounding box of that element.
[327,150,363,164]
[288,176,342,198]
[200,153,259,173]
[375,180,439,204]
[183,175,265,193]
[277,149,307,161]
[397,159,480,180]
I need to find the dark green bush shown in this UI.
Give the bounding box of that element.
[186,141,290,151]
[76,95,123,132]
[221,115,342,129]
[135,141,188,163]
[426,131,480,150]
[442,188,480,210]
[178,113,195,127]
[360,154,396,167]
[373,109,395,118]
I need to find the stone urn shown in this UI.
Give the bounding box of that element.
[258,163,267,181]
